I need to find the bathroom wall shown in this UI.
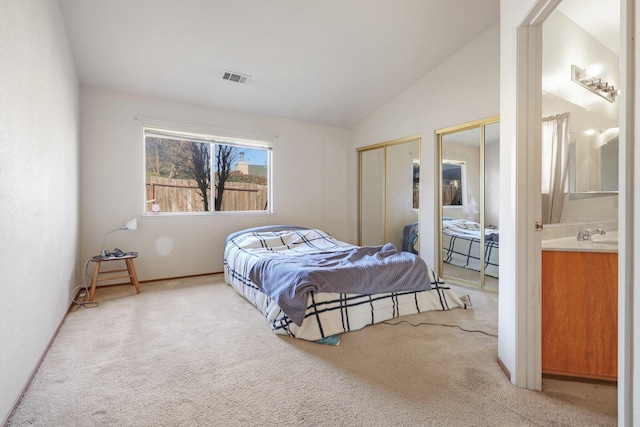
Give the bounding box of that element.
[542,8,620,224]
[560,192,618,223]
[542,11,619,125]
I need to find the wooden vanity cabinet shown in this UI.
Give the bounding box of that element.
[541,250,617,381]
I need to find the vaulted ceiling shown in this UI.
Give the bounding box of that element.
[59,0,500,128]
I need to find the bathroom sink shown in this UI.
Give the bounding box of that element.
[543,230,618,251]
[589,238,618,246]
[588,230,619,247]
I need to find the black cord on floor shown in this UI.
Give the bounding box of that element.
[74,301,100,309]
[382,320,498,337]
[73,291,100,309]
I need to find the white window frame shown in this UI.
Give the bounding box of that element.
[142,121,274,216]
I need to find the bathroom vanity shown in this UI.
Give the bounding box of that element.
[541,230,618,381]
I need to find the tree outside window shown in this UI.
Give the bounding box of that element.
[144,128,271,213]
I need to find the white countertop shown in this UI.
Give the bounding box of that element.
[542,230,618,253]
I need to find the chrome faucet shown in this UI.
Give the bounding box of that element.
[576,229,606,241]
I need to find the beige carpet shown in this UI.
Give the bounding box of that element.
[8,274,616,426]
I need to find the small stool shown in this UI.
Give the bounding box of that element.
[89,255,140,302]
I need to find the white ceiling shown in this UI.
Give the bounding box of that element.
[58,0,499,129]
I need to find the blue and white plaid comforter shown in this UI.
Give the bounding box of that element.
[224,227,471,341]
[249,241,434,325]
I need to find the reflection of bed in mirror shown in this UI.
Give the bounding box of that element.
[441,218,499,278]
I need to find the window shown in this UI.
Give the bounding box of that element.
[144,127,271,214]
[441,160,466,206]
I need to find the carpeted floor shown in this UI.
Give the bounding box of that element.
[7,274,616,426]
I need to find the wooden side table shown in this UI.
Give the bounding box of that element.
[89,255,140,302]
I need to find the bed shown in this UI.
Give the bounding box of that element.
[224,225,471,344]
[442,218,499,278]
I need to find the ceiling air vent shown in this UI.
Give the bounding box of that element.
[221,70,250,84]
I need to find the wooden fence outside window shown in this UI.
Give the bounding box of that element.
[146,176,268,212]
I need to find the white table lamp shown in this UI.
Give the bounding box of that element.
[101,218,138,256]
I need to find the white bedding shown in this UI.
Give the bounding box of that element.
[224,227,471,342]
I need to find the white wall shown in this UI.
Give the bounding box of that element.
[0,1,79,423]
[350,23,500,269]
[560,193,618,223]
[79,87,352,281]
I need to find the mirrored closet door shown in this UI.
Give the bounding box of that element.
[359,136,420,254]
[437,117,499,291]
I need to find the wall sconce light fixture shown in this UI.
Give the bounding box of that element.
[571,65,619,103]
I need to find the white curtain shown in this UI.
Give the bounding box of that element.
[542,113,570,224]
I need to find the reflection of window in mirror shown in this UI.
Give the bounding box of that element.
[413,160,420,209]
[442,161,466,206]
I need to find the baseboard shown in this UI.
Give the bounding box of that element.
[496,356,511,382]
[2,301,74,427]
[90,271,225,290]
[139,271,225,284]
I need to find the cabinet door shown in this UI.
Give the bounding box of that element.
[542,251,617,380]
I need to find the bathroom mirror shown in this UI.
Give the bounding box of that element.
[437,117,499,292]
[568,127,619,192]
[359,136,420,254]
[541,4,619,196]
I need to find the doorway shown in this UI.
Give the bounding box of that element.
[505,0,633,421]
[540,0,620,381]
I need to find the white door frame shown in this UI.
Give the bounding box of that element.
[510,0,561,392]
[618,0,635,424]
